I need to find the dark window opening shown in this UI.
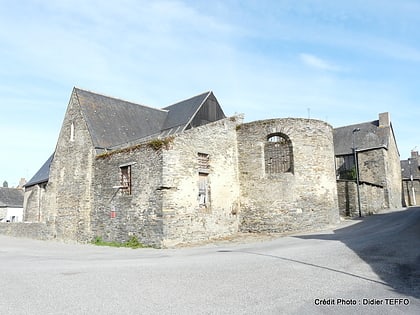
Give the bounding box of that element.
[198,173,209,207]
[120,165,132,195]
[197,153,210,208]
[265,134,293,174]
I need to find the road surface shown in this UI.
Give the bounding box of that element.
[0,207,419,314]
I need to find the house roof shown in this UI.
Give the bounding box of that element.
[75,88,168,149]
[0,187,24,208]
[74,89,225,148]
[24,153,54,187]
[401,158,420,180]
[333,120,390,156]
[162,91,211,131]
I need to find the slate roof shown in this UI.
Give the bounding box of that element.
[75,88,168,149]
[24,154,54,187]
[333,120,390,156]
[162,92,211,131]
[0,187,24,208]
[74,89,224,148]
[401,158,420,180]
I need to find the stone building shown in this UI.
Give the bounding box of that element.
[401,151,420,207]
[21,87,339,247]
[23,154,52,222]
[334,112,402,216]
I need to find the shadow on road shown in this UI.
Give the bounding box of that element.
[294,207,420,299]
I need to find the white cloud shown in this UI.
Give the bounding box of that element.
[299,53,342,71]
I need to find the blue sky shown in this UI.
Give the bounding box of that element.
[1,0,419,187]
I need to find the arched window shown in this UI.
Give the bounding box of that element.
[265,133,293,174]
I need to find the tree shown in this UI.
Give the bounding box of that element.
[3,180,8,188]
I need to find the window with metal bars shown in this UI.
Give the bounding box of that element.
[265,134,293,174]
[198,152,210,173]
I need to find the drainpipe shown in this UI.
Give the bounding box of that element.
[411,176,416,206]
[409,159,416,206]
[37,184,41,222]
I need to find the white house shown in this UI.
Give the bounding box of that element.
[0,187,24,222]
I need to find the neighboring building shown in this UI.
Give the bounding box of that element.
[0,187,24,222]
[401,151,420,207]
[334,112,402,216]
[23,155,53,222]
[21,87,339,247]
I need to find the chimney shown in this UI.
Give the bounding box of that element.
[411,151,419,161]
[18,178,27,190]
[379,112,390,127]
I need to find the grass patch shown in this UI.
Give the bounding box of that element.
[147,137,174,150]
[92,236,149,249]
[96,136,174,160]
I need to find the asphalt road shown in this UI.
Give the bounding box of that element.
[0,207,419,315]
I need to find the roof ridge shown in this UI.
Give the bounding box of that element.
[73,87,167,113]
[164,91,211,108]
[334,119,379,130]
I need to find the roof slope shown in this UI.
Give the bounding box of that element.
[0,187,24,208]
[162,92,211,131]
[75,88,168,148]
[24,153,54,187]
[333,120,389,155]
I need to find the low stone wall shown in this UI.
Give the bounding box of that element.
[337,180,386,217]
[0,222,55,240]
[402,180,420,207]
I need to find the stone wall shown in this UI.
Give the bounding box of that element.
[356,129,402,210]
[23,184,46,222]
[0,222,55,240]
[358,149,386,185]
[402,180,420,207]
[41,92,95,242]
[160,116,241,247]
[337,180,386,216]
[383,133,403,209]
[237,118,339,233]
[90,116,242,247]
[92,145,165,247]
